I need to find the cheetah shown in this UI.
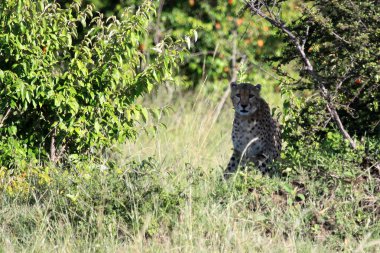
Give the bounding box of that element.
[224,82,281,178]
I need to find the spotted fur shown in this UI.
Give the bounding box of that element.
[224,82,281,178]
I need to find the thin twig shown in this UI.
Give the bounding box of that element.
[335,70,354,92]
[0,108,12,127]
[301,26,310,51]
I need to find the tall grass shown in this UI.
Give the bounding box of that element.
[1,89,379,252]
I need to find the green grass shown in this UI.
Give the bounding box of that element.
[0,89,379,252]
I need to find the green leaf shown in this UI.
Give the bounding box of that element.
[112,69,121,82]
[141,108,148,123]
[296,194,305,201]
[146,80,154,93]
[8,126,17,135]
[94,121,100,132]
[68,98,79,114]
[54,94,64,107]
[185,36,191,49]
[150,108,160,120]
[76,60,88,76]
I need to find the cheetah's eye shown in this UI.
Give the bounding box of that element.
[236,94,241,98]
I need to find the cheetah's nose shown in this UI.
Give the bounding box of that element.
[241,104,248,109]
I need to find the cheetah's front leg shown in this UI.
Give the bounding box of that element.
[252,153,270,173]
[224,150,241,179]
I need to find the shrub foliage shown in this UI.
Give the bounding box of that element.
[0,0,190,166]
[284,0,379,136]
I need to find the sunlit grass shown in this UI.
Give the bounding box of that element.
[121,80,282,170]
[1,89,379,253]
[123,96,231,169]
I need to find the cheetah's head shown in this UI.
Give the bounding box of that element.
[230,82,262,116]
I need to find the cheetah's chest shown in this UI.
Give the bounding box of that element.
[232,119,264,155]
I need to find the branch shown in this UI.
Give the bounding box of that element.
[0,108,12,127]
[153,0,165,44]
[50,128,57,163]
[301,26,310,51]
[49,129,66,163]
[212,29,238,126]
[331,31,350,44]
[246,0,357,149]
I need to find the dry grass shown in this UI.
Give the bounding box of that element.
[121,83,282,169]
[123,96,231,170]
[1,90,379,253]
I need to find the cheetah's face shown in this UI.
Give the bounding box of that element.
[230,82,261,116]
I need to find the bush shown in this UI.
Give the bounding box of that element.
[0,0,191,167]
[65,0,299,91]
[278,0,380,139]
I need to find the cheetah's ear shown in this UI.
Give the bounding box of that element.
[255,84,262,91]
[230,82,238,89]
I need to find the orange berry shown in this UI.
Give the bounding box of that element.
[236,18,244,26]
[355,78,362,84]
[263,26,269,32]
[228,0,234,5]
[188,0,195,6]
[138,44,145,52]
[257,39,264,47]
[215,22,221,30]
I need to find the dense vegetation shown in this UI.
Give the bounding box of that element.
[0,0,379,252]
[270,0,380,145]
[0,0,196,166]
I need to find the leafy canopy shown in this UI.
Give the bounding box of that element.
[0,0,192,167]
